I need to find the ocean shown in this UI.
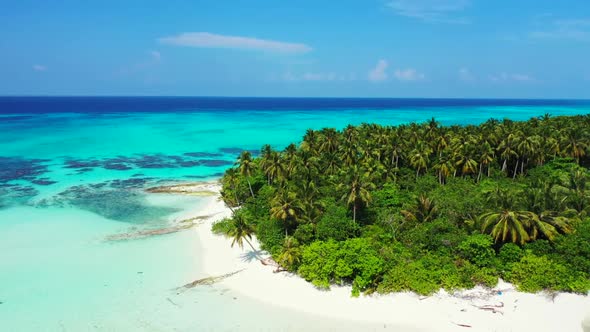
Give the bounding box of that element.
[1,97,589,331]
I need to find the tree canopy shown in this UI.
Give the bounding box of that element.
[218,114,590,295]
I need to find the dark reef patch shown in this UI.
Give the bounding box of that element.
[61,152,235,172]
[0,185,39,208]
[0,156,50,183]
[199,159,233,167]
[40,179,177,224]
[183,152,223,158]
[64,159,102,169]
[31,178,57,186]
[219,147,261,155]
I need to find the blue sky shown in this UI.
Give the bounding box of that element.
[1,0,589,98]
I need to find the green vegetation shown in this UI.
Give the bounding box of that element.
[218,115,590,296]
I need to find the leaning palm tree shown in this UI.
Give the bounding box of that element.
[237,151,256,198]
[227,213,257,252]
[223,167,241,206]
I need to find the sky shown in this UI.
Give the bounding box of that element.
[0,0,589,98]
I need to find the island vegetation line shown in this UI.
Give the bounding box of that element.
[213,114,590,296]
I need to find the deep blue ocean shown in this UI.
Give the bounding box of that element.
[2,96,590,113]
[1,97,590,331]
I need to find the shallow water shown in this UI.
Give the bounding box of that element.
[1,97,589,331]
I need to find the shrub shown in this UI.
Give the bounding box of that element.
[316,203,357,241]
[293,223,315,244]
[458,234,496,268]
[298,238,384,296]
[506,252,590,293]
[400,218,467,254]
[256,218,285,256]
[497,243,524,275]
[523,239,553,256]
[552,219,590,275]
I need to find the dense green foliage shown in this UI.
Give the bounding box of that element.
[219,115,590,295]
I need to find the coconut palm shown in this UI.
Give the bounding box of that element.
[340,166,375,223]
[270,190,302,237]
[401,195,438,223]
[227,213,257,252]
[480,210,534,245]
[562,130,588,163]
[409,144,431,179]
[264,151,285,185]
[277,236,301,270]
[237,151,256,198]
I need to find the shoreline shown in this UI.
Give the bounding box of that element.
[175,182,590,331]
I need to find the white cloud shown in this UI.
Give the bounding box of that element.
[368,59,389,82]
[302,72,337,81]
[32,64,47,72]
[150,51,161,61]
[458,67,475,82]
[387,0,470,24]
[281,72,353,82]
[489,72,535,83]
[531,18,590,42]
[394,68,425,81]
[159,32,312,54]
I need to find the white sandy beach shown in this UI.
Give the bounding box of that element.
[178,182,590,332]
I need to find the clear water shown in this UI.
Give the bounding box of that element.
[1,97,589,331]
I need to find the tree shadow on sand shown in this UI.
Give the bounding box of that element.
[239,250,265,263]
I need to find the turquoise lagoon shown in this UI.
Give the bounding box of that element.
[1,97,589,331]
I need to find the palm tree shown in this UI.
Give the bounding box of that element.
[497,133,518,174]
[401,195,438,223]
[433,153,454,184]
[478,141,495,180]
[409,144,431,179]
[277,236,301,270]
[259,144,273,183]
[319,128,339,154]
[480,209,573,245]
[270,190,302,237]
[535,211,574,240]
[223,167,241,206]
[264,151,285,185]
[237,151,256,198]
[227,213,257,252]
[561,130,588,163]
[341,166,375,223]
[480,210,534,245]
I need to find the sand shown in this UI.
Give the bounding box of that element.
[185,183,590,332]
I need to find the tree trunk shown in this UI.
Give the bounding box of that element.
[478,163,483,182]
[487,164,491,177]
[247,179,255,198]
[502,159,507,172]
[353,204,357,224]
[231,184,240,206]
[513,160,519,179]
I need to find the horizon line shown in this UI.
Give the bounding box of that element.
[1,95,590,101]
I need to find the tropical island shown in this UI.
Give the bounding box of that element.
[214,114,590,297]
